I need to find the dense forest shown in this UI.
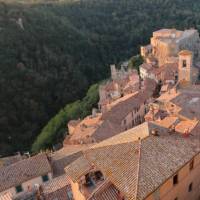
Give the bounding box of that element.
[1,0,200,155]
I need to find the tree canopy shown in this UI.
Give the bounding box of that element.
[32,83,99,152]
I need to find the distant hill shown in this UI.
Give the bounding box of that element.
[0,0,200,155]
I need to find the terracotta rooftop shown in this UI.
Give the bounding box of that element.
[42,174,70,194]
[0,154,23,168]
[50,145,92,177]
[68,120,81,127]
[89,182,119,200]
[93,81,156,142]
[66,121,200,200]
[175,120,199,134]
[69,114,103,142]
[158,88,200,120]
[153,116,179,128]
[42,174,72,200]
[107,92,138,110]
[67,79,156,144]
[65,156,92,182]
[179,50,193,56]
[50,145,91,161]
[0,153,51,192]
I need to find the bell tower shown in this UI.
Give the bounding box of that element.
[178,50,193,85]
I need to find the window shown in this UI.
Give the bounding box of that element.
[189,160,194,171]
[183,60,187,68]
[188,182,193,192]
[42,174,49,182]
[132,120,135,127]
[15,185,23,193]
[173,174,178,185]
[94,171,104,181]
[67,190,73,200]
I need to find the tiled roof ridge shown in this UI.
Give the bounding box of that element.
[0,153,51,192]
[135,139,142,199]
[0,153,47,171]
[88,179,111,199]
[82,153,96,169]
[90,122,151,150]
[89,140,137,152]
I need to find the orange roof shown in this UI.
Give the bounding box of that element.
[69,114,103,142]
[0,154,51,192]
[153,116,179,128]
[175,120,198,134]
[179,50,192,56]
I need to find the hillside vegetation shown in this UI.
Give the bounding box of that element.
[32,83,99,152]
[0,0,200,155]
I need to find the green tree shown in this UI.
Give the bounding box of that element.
[31,84,99,152]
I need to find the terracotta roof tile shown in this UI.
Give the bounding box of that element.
[66,122,200,200]
[42,175,72,200]
[179,50,192,56]
[43,174,70,194]
[89,183,119,200]
[0,154,51,192]
[153,116,179,128]
[65,156,92,182]
[50,145,91,177]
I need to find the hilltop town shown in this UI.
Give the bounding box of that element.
[1,28,200,200]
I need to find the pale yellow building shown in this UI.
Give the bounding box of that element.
[65,121,200,200]
[141,28,200,66]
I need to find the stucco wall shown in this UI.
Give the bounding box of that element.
[0,172,52,199]
[146,153,200,200]
[70,180,86,200]
[121,103,146,131]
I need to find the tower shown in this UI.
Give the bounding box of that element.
[110,64,118,80]
[178,50,193,85]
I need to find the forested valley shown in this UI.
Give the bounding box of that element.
[0,0,200,155]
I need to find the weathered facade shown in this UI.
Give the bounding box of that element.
[141,29,200,66]
[65,122,200,200]
[0,154,52,200]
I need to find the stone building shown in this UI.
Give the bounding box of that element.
[41,175,73,200]
[98,64,140,113]
[140,50,198,85]
[64,79,156,146]
[65,121,200,200]
[141,28,200,66]
[0,154,52,200]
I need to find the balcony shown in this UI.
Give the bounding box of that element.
[79,171,105,198]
